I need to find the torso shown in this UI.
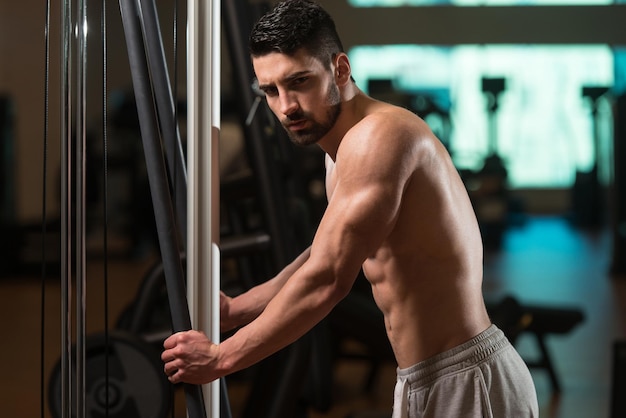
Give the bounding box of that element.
[325,99,491,368]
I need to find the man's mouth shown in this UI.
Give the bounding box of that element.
[284,119,308,131]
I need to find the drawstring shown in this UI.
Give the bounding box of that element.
[393,376,409,418]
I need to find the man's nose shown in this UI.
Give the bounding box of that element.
[279,93,299,116]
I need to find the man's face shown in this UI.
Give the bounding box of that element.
[252,49,341,146]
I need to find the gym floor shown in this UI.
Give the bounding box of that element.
[1,215,624,417]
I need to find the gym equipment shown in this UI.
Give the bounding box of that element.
[119,0,223,416]
[48,0,226,416]
[487,295,585,393]
[571,86,611,227]
[463,77,511,248]
[482,77,506,157]
[48,332,171,418]
[522,304,585,392]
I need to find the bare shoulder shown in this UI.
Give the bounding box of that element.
[338,104,439,173]
[357,103,423,133]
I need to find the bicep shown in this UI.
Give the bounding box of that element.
[310,171,404,278]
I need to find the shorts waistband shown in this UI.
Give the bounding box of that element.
[396,324,510,388]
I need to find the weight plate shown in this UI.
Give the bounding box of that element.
[48,331,171,418]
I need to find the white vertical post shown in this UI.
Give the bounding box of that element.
[187,0,220,416]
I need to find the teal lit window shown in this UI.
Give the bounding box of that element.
[349,45,615,188]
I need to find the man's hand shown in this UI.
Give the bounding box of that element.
[161,330,220,385]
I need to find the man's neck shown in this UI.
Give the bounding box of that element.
[318,87,370,160]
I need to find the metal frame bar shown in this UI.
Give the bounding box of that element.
[187,0,222,415]
[137,0,188,236]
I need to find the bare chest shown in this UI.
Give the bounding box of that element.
[324,157,337,200]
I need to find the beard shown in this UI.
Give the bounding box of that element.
[281,82,341,147]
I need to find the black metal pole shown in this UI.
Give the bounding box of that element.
[137,0,188,239]
[118,1,207,417]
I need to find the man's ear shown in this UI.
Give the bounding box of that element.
[334,53,352,86]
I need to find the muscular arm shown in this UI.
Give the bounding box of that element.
[222,247,311,331]
[163,112,417,384]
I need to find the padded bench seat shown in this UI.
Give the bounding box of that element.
[488,296,585,393]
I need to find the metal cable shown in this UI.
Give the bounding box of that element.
[172,3,178,416]
[101,0,110,416]
[173,0,179,233]
[40,0,51,416]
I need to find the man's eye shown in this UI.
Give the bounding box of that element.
[292,77,308,86]
[264,87,278,97]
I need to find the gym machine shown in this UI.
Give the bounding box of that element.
[571,86,611,227]
[463,77,511,249]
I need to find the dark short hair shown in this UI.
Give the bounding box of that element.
[249,0,346,68]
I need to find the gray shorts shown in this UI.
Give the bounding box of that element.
[393,324,538,418]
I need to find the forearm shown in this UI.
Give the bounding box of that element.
[224,247,311,330]
[217,256,356,378]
